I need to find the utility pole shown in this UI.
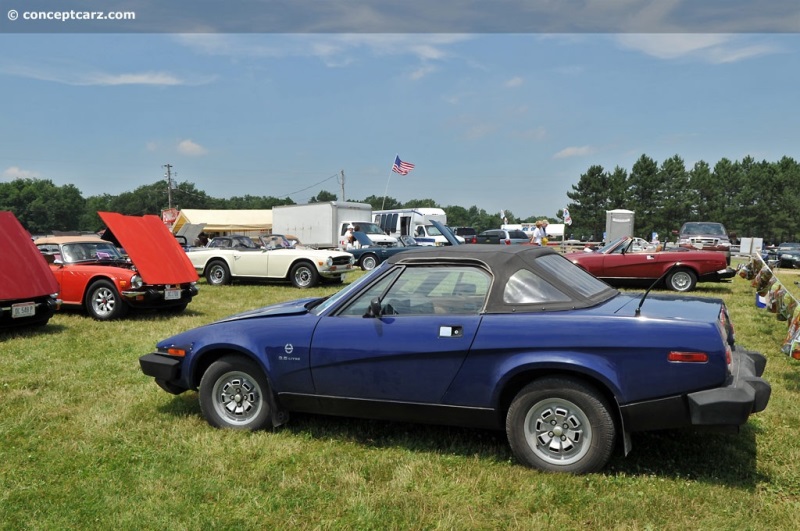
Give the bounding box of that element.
[339,169,346,201]
[163,164,173,209]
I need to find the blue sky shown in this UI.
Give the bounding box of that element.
[2,21,799,219]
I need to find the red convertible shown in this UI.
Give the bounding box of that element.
[35,212,199,320]
[568,236,736,292]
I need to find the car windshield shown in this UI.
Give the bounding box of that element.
[356,223,385,235]
[310,266,385,315]
[597,237,627,254]
[425,225,443,236]
[682,223,726,236]
[61,242,124,263]
[509,230,528,239]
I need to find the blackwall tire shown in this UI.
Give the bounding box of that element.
[360,254,379,271]
[506,377,616,474]
[199,356,272,431]
[205,261,231,286]
[85,280,128,321]
[290,262,319,288]
[667,268,697,292]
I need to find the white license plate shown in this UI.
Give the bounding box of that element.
[12,302,36,318]
[164,289,181,300]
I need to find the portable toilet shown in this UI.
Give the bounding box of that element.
[605,209,635,242]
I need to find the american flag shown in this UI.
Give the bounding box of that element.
[392,156,415,175]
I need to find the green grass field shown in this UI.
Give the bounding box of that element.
[2,267,800,530]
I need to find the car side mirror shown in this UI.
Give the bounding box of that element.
[365,297,383,318]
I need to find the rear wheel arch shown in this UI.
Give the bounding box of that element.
[497,368,621,428]
[666,266,698,292]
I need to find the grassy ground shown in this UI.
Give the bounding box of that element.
[2,267,800,530]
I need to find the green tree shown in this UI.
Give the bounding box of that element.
[566,165,611,241]
[309,190,338,203]
[0,178,85,234]
[358,195,403,210]
[657,155,695,240]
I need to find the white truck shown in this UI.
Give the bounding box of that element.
[271,202,397,249]
[373,207,464,246]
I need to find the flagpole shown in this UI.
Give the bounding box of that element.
[381,154,397,210]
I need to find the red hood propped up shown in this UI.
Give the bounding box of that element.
[0,211,60,300]
[98,212,199,285]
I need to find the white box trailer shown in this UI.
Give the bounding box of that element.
[272,202,396,249]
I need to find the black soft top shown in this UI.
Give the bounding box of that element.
[387,245,617,313]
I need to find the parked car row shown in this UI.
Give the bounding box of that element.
[763,242,800,268]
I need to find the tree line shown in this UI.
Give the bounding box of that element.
[566,154,800,244]
[2,153,798,241]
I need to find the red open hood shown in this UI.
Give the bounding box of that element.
[98,212,199,285]
[0,211,60,300]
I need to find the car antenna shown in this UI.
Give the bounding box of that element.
[635,263,681,317]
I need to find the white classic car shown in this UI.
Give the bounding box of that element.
[187,234,355,288]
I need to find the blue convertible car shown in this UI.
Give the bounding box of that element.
[140,245,770,473]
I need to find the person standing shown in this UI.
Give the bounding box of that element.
[531,221,544,246]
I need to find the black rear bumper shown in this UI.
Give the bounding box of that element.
[698,267,737,283]
[620,346,771,432]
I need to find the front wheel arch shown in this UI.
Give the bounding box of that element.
[199,354,274,430]
[289,260,319,288]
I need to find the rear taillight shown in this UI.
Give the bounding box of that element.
[504,239,511,245]
[667,351,709,363]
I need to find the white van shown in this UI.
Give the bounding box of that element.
[373,208,464,246]
[337,220,397,248]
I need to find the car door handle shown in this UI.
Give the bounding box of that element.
[439,325,463,338]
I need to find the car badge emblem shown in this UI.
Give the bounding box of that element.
[284,344,294,354]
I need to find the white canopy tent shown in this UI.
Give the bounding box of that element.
[171,209,273,236]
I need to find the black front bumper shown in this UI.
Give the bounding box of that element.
[621,346,771,432]
[139,353,187,394]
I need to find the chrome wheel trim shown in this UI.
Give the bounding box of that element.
[362,255,378,270]
[211,370,264,426]
[208,264,226,284]
[293,266,313,287]
[91,286,117,317]
[671,271,692,291]
[523,397,592,466]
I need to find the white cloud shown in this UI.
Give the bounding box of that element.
[176,33,473,71]
[0,63,214,86]
[177,139,208,156]
[553,146,596,159]
[505,76,524,88]
[615,34,779,63]
[3,166,40,179]
[409,64,437,80]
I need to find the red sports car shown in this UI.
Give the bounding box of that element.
[0,211,61,328]
[568,236,736,292]
[35,212,199,320]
